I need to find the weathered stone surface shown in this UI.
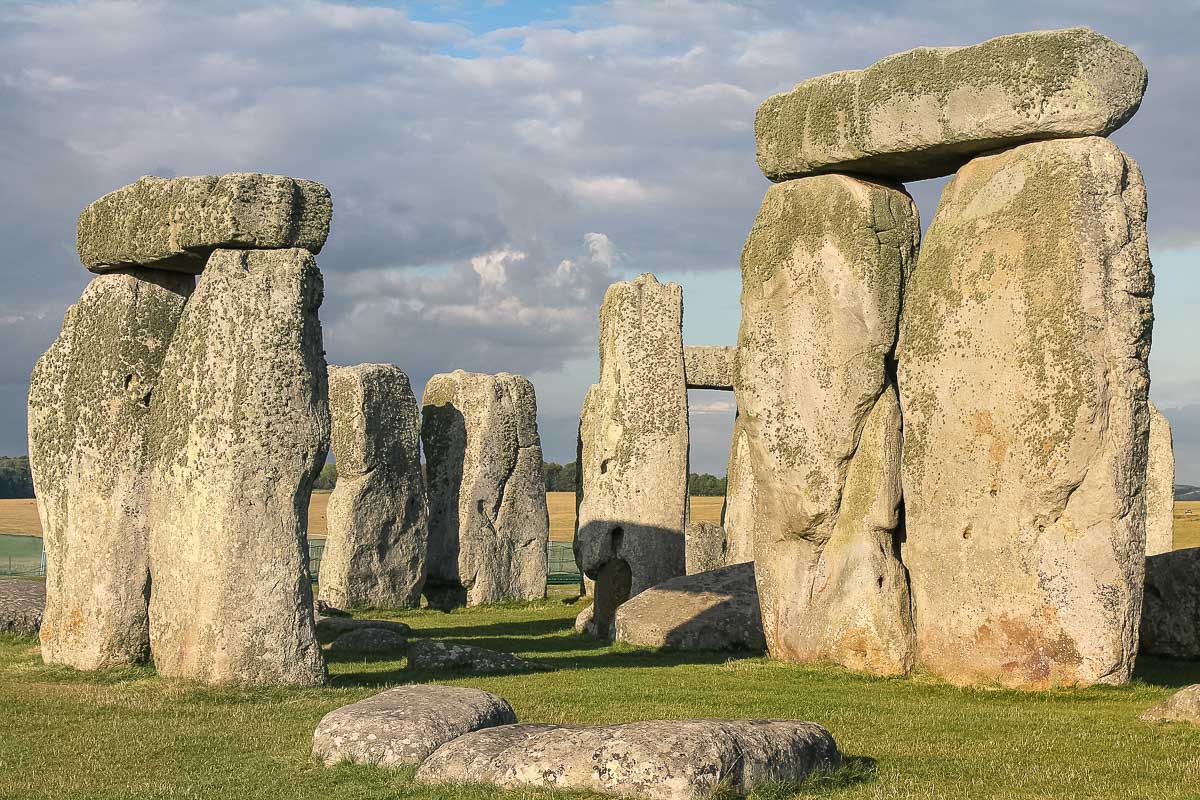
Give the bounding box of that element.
[148,248,329,687]
[319,364,428,609]
[737,175,917,676]
[614,562,765,652]
[421,371,549,608]
[312,685,517,767]
[898,137,1153,689]
[756,28,1147,182]
[1140,684,1200,725]
[683,346,735,390]
[576,275,688,638]
[78,173,332,273]
[1146,402,1175,556]
[720,414,756,566]
[314,616,411,645]
[0,578,45,635]
[416,719,841,800]
[685,521,727,575]
[1140,548,1200,659]
[328,627,408,655]
[29,269,192,670]
[574,603,596,636]
[407,639,546,673]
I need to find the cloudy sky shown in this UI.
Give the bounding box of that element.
[1,0,1197,481]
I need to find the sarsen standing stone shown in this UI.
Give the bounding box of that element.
[148,248,329,686]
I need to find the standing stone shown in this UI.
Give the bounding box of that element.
[736,175,918,676]
[720,414,756,565]
[77,173,332,273]
[1146,402,1175,556]
[1140,549,1200,660]
[898,137,1153,689]
[575,275,688,638]
[148,248,328,686]
[685,521,727,575]
[756,28,1147,182]
[319,364,428,609]
[29,269,192,670]
[421,371,549,608]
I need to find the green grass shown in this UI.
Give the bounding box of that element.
[0,593,1197,799]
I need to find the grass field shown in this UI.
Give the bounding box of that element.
[0,597,1197,799]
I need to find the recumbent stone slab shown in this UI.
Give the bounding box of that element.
[78,173,331,273]
[29,268,192,670]
[312,685,517,767]
[319,363,428,610]
[148,248,329,687]
[1140,684,1200,726]
[756,27,1146,182]
[683,345,735,390]
[407,639,546,673]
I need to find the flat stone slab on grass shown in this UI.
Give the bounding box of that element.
[614,562,765,653]
[416,718,842,800]
[0,578,45,635]
[314,616,411,644]
[328,627,408,655]
[407,639,547,673]
[312,685,517,767]
[1140,685,1200,726]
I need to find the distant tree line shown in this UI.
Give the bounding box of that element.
[0,456,34,499]
[543,462,727,496]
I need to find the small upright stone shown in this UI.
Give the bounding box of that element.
[1145,402,1175,556]
[756,28,1147,182]
[685,521,727,575]
[319,364,428,610]
[78,173,332,273]
[148,248,329,687]
[575,275,688,638]
[720,414,757,566]
[29,269,192,670]
[1140,684,1200,726]
[421,371,549,608]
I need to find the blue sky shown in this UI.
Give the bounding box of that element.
[0,0,1196,481]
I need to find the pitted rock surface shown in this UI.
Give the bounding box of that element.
[1145,403,1175,556]
[319,363,428,609]
[720,414,756,566]
[614,562,765,652]
[416,718,842,800]
[0,578,45,635]
[737,175,917,676]
[148,248,328,687]
[77,173,331,273]
[576,274,687,638]
[29,268,192,670]
[312,685,517,767]
[1140,548,1200,660]
[898,137,1153,689]
[685,521,728,575]
[421,370,549,608]
[1140,684,1200,726]
[314,616,411,645]
[683,346,735,390]
[756,27,1146,182]
[407,639,546,673]
[328,627,408,655]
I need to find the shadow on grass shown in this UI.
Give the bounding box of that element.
[1132,656,1200,689]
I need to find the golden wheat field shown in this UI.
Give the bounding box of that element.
[3,495,1195,549]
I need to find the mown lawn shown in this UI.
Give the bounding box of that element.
[0,594,1197,800]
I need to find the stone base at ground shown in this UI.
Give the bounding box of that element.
[312,685,517,767]
[0,578,45,635]
[613,563,765,652]
[1140,684,1200,726]
[407,640,546,673]
[1140,548,1200,659]
[415,719,841,800]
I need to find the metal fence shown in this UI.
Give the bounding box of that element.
[547,540,581,585]
[0,534,45,577]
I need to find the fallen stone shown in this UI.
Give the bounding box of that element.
[1146,403,1175,556]
[1140,548,1200,660]
[756,27,1147,182]
[407,639,546,673]
[148,248,329,687]
[315,616,411,645]
[319,363,428,610]
[898,137,1153,689]
[614,562,765,652]
[416,718,842,800]
[78,173,332,273]
[683,346,735,390]
[685,521,728,575]
[576,275,688,638]
[421,371,549,608]
[0,578,45,635]
[737,175,918,676]
[312,685,517,767]
[28,268,192,670]
[328,627,408,655]
[315,599,351,618]
[1140,685,1200,726]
